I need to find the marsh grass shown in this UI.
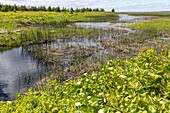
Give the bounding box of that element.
[0,11,118,50]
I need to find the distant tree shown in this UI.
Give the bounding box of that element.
[86,8,92,12]
[30,6,37,11]
[47,6,52,11]
[20,5,28,11]
[61,7,66,12]
[100,8,105,12]
[51,7,55,11]
[7,5,13,11]
[75,8,80,13]
[70,7,74,14]
[93,8,99,12]
[1,5,8,12]
[55,6,61,12]
[39,6,46,11]
[80,8,85,13]
[89,8,92,12]
[111,8,115,12]
[66,8,70,12]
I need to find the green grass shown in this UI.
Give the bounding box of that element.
[127,19,170,31]
[0,11,118,51]
[125,12,170,37]
[1,49,170,112]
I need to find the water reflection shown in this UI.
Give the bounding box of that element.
[75,14,152,32]
[0,47,48,101]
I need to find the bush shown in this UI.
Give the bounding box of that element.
[1,49,170,112]
[1,6,8,12]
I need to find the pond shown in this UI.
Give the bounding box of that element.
[0,14,152,101]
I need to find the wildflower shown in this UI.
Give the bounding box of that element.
[117,86,121,89]
[79,92,84,96]
[86,79,89,82]
[119,75,126,79]
[92,73,96,77]
[160,101,165,105]
[108,67,114,70]
[7,101,11,103]
[145,62,149,66]
[87,96,91,99]
[99,93,104,96]
[77,81,81,85]
[93,76,96,79]
[133,69,138,72]
[88,100,92,103]
[63,92,67,94]
[75,102,81,107]
[84,73,87,76]
[98,109,104,113]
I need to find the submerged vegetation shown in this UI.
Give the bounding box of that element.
[1,49,170,112]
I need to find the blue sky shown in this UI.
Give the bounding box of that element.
[0,0,170,12]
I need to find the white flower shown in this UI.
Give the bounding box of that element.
[88,100,92,103]
[87,96,91,99]
[160,101,165,105]
[145,63,149,66]
[75,102,81,107]
[77,81,81,85]
[7,101,11,103]
[79,92,84,96]
[63,92,67,94]
[98,109,104,113]
[99,93,104,96]
[84,73,87,76]
[108,67,114,70]
[92,73,96,77]
[119,75,126,79]
[93,76,96,79]
[133,69,138,72]
[117,86,121,89]
[86,79,89,82]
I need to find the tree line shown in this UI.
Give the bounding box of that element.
[0,4,115,13]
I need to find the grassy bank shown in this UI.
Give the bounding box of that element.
[0,11,118,51]
[1,49,170,112]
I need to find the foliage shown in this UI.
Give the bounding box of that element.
[1,6,8,12]
[111,8,115,12]
[1,49,170,112]
[0,3,107,13]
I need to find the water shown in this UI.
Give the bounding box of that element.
[117,14,152,21]
[0,47,48,101]
[75,14,152,32]
[0,14,152,101]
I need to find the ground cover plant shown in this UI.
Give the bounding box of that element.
[0,48,170,112]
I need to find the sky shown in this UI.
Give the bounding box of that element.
[0,0,170,12]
